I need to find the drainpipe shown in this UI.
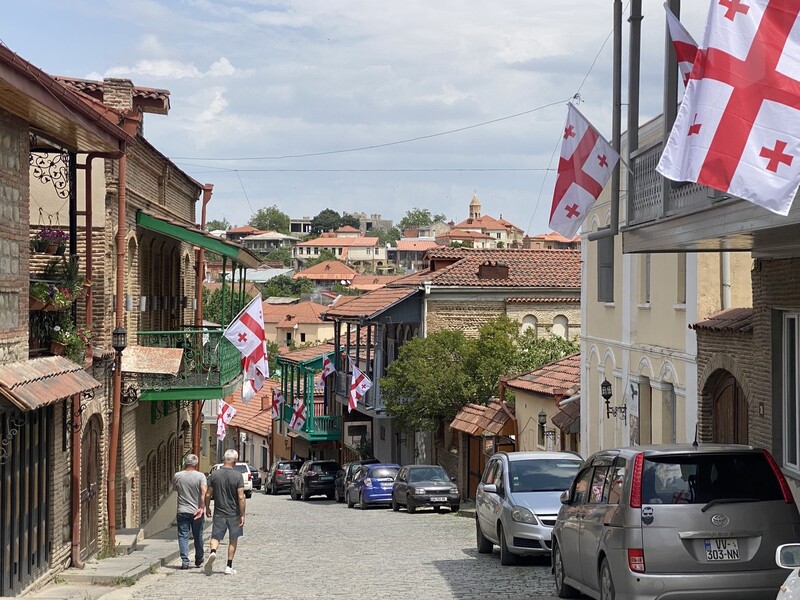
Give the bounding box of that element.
[69,393,84,569]
[721,252,731,309]
[194,184,213,456]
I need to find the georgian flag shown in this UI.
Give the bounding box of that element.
[549,103,619,239]
[223,297,268,403]
[216,399,236,441]
[349,363,372,413]
[664,3,699,89]
[271,389,284,420]
[657,0,800,216]
[321,353,335,381]
[290,399,307,431]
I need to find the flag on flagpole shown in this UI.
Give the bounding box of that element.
[349,362,372,413]
[223,297,268,404]
[321,353,335,381]
[290,398,307,431]
[664,2,699,89]
[271,389,284,420]
[549,103,619,239]
[657,0,800,216]
[216,399,237,440]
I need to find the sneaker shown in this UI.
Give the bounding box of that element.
[180,563,190,570]
[224,566,237,575]
[204,552,216,574]
[195,559,203,568]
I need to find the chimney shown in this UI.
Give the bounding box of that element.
[478,261,509,280]
[102,78,135,112]
[261,389,270,412]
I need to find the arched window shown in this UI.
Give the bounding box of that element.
[521,315,538,336]
[553,315,569,339]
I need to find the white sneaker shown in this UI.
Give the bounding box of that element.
[225,566,237,575]
[204,552,216,574]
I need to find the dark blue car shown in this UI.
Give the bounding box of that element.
[346,463,401,510]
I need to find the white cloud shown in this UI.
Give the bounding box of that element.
[101,57,246,80]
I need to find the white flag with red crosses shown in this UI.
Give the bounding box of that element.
[549,103,619,239]
[216,399,236,441]
[271,389,284,420]
[223,296,268,402]
[657,0,800,216]
[321,353,335,381]
[289,398,307,431]
[664,3,699,89]
[349,362,372,413]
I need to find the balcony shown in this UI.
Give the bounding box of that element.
[282,401,342,442]
[132,329,242,401]
[624,141,800,256]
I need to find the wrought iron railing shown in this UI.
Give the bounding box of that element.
[136,329,241,390]
[281,402,341,436]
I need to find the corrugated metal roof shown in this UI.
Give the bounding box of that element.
[121,346,183,375]
[0,356,101,411]
[450,399,515,437]
[690,307,754,333]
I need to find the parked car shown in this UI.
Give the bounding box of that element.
[776,543,800,600]
[392,465,460,513]
[551,444,800,600]
[346,464,401,509]
[264,460,301,495]
[335,458,380,503]
[476,451,582,565]
[290,460,341,500]
[209,462,253,498]
[248,465,262,490]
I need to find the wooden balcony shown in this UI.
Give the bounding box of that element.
[281,402,342,442]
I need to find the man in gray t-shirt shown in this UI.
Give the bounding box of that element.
[173,454,207,569]
[204,449,246,575]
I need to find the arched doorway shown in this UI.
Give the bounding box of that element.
[711,371,748,444]
[80,415,102,559]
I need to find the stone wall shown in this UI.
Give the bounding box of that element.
[505,302,581,340]
[426,300,505,337]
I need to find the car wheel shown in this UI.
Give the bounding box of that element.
[301,486,310,501]
[326,492,335,500]
[433,506,441,513]
[245,490,252,499]
[272,481,278,495]
[406,495,416,514]
[499,524,519,566]
[451,504,460,513]
[359,492,368,510]
[391,496,400,512]
[263,480,270,495]
[476,518,493,554]
[553,542,580,599]
[290,486,298,500]
[599,558,615,600]
[335,487,343,503]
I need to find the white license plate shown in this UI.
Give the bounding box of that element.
[431,496,448,502]
[381,483,393,488]
[319,476,333,481]
[704,538,740,561]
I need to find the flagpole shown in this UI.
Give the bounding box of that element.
[662,0,681,218]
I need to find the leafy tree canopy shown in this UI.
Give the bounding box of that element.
[264,246,292,266]
[206,218,231,231]
[249,205,290,234]
[340,213,361,229]
[303,249,338,268]
[261,275,314,298]
[310,209,343,234]
[202,288,254,326]
[397,208,447,231]
[370,226,401,246]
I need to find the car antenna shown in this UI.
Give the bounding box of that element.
[692,422,699,449]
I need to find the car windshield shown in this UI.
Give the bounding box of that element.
[369,467,399,479]
[409,467,449,483]
[312,463,340,474]
[233,464,248,474]
[641,452,783,505]
[508,459,582,492]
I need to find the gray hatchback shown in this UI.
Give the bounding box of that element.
[552,444,800,600]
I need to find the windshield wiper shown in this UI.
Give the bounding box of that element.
[701,498,760,512]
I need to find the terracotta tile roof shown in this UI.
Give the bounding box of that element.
[349,275,400,291]
[396,240,440,252]
[497,217,524,232]
[335,225,360,233]
[388,269,435,286]
[436,229,493,241]
[56,76,171,109]
[529,232,581,243]
[280,342,337,365]
[0,356,102,411]
[453,214,509,231]
[552,400,580,432]
[227,378,280,437]
[450,399,515,436]
[506,353,581,396]
[293,260,358,281]
[296,237,379,248]
[227,225,260,234]
[690,308,754,333]
[506,297,580,304]
[263,300,327,327]
[323,287,420,319]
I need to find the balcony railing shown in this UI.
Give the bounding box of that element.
[282,402,342,439]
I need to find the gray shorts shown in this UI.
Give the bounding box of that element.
[211,515,243,541]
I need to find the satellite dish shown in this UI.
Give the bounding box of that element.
[340,280,348,285]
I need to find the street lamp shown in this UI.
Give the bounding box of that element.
[537,409,556,446]
[112,326,127,354]
[602,379,627,424]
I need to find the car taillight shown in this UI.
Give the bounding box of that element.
[763,449,795,504]
[275,470,284,476]
[630,452,644,508]
[248,473,253,481]
[628,548,646,573]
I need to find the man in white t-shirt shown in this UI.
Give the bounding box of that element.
[173,453,207,569]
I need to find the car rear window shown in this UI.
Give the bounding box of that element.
[369,467,399,479]
[233,464,248,474]
[509,459,582,493]
[279,462,300,470]
[642,452,783,505]
[312,462,340,474]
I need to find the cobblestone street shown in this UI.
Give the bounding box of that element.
[103,491,559,600]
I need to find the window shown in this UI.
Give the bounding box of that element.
[285,332,292,343]
[677,253,687,304]
[496,232,502,239]
[300,333,306,343]
[641,253,651,304]
[606,459,627,505]
[553,315,568,339]
[482,460,498,484]
[785,314,800,469]
[521,315,537,336]
[338,248,343,255]
[572,468,593,504]
[366,248,372,255]
[597,228,614,302]
[590,466,610,503]
[662,383,676,444]
[314,247,319,255]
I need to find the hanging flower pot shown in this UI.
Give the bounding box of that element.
[55,244,66,256]
[33,239,49,253]
[50,340,67,355]
[29,297,47,311]
[44,243,59,255]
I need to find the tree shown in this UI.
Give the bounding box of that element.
[397,208,447,231]
[383,330,476,432]
[340,213,361,229]
[264,246,292,266]
[202,288,254,326]
[206,218,231,231]
[249,205,290,233]
[514,329,579,374]
[370,226,401,246]
[310,209,342,234]
[303,249,338,268]
[261,275,314,298]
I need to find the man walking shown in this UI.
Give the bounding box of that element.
[204,449,246,575]
[172,453,206,570]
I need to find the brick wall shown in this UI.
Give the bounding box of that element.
[426,300,505,337]
[505,302,581,340]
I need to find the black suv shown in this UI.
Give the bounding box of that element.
[291,460,341,500]
[334,458,380,503]
[264,459,301,495]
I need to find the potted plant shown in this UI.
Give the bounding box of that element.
[33,226,68,255]
[76,326,94,362]
[45,286,72,311]
[50,323,86,364]
[29,282,51,311]
[50,324,69,355]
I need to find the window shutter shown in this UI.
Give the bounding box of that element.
[597,229,614,302]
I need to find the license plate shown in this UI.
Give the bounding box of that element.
[381,483,392,488]
[431,496,448,502]
[319,476,333,481]
[704,538,740,561]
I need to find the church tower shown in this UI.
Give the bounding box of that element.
[469,194,481,220]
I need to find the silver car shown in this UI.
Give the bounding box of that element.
[475,451,582,565]
[551,444,800,600]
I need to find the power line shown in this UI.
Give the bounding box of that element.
[176,165,557,174]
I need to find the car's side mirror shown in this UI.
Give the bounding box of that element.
[483,483,498,495]
[451,476,457,482]
[560,490,571,505]
[777,544,800,569]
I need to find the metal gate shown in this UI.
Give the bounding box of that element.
[80,415,101,559]
[0,406,51,596]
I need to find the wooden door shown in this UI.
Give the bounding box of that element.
[80,416,101,560]
[467,436,486,500]
[712,372,748,444]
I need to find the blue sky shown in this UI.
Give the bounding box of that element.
[3,0,709,233]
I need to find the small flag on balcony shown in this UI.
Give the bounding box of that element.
[216,399,237,441]
[321,353,335,381]
[271,389,284,420]
[549,103,619,239]
[657,0,800,216]
[223,296,268,404]
[349,362,372,413]
[664,3,698,89]
[290,399,307,431]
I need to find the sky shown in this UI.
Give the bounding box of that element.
[3,0,709,234]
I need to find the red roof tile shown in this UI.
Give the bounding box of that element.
[530,232,581,243]
[349,275,400,291]
[296,237,379,248]
[280,342,337,365]
[451,399,515,436]
[690,308,754,333]
[293,260,358,281]
[506,353,581,396]
[0,356,101,411]
[227,378,280,437]
[263,300,328,326]
[227,225,260,234]
[396,240,440,252]
[506,297,580,304]
[453,214,510,231]
[335,225,360,233]
[436,229,493,241]
[323,287,419,319]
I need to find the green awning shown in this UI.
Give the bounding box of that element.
[136,211,261,269]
